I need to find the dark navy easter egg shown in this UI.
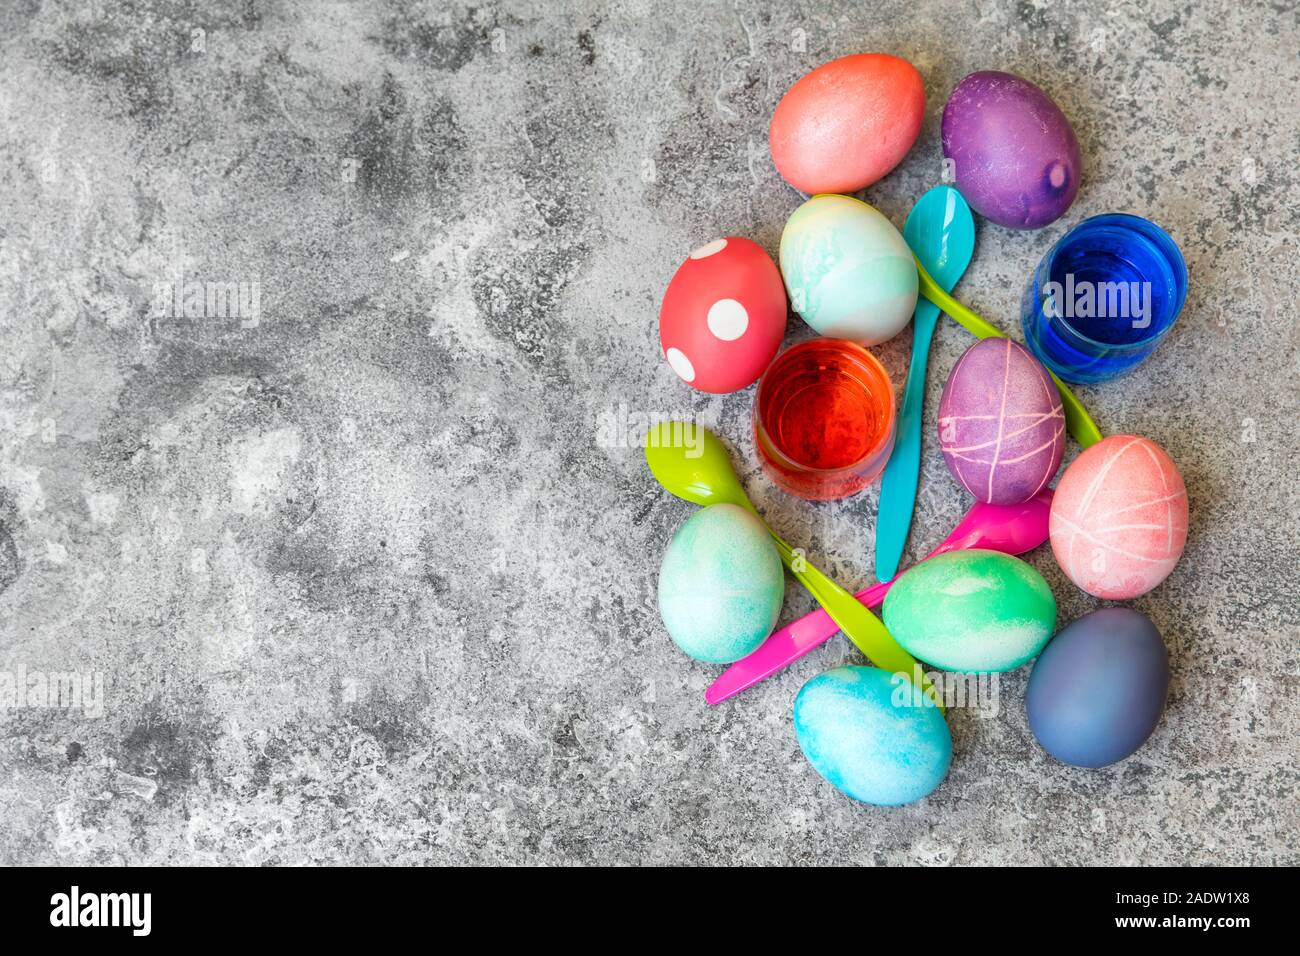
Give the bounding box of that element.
[942,71,1081,230]
[938,338,1065,505]
[1027,607,1170,768]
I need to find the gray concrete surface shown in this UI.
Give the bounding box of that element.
[1,0,1296,866]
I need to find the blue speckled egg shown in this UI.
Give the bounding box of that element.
[657,503,784,663]
[779,194,918,345]
[1027,607,1169,768]
[794,666,952,806]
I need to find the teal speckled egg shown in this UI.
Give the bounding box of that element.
[657,503,784,663]
[794,665,951,806]
[779,194,918,345]
[882,549,1056,673]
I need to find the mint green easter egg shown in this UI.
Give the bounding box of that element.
[657,503,784,663]
[882,550,1056,673]
[779,194,918,345]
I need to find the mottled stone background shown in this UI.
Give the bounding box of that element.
[1,0,1296,865]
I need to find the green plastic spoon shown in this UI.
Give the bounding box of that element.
[645,421,940,708]
[915,258,1103,448]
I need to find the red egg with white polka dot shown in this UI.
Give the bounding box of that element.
[659,237,788,393]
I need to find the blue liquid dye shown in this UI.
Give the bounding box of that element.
[1021,215,1187,384]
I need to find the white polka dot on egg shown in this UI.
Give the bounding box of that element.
[706,299,749,341]
[689,238,728,259]
[665,347,696,382]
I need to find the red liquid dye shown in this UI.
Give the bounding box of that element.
[755,339,895,501]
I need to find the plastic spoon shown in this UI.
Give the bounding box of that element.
[876,185,976,582]
[644,422,939,706]
[705,489,1053,705]
[914,258,1104,448]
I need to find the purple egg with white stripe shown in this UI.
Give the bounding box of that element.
[938,338,1065,505]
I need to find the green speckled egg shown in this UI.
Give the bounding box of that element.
[657,503,784,663]
[882,549,1056,672]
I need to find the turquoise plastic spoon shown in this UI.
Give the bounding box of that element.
[875,185,976,582]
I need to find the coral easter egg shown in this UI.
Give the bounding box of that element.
[1049,435,1189,599]
[794,665,951,806]
[1027,607,1170,768]
[779,195,917,345]
[882,550,1057,673]
[770,53,925,195]
[938,338,1065,504]
[657,503,785,663]
[659,237,788,394]
[941,71,1081,229]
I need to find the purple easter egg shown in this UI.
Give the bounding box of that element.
[941,71,1081,229]
[938,338,1065,505]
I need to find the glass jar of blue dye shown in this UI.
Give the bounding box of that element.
[1020,214,1187,384]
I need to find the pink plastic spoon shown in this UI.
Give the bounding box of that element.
[704,489,1054,705]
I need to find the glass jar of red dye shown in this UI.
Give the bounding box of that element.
[754,338,896,501]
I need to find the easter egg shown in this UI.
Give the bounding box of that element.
[657,503,784,663]
[770,53,925,195]
[1027,607,1169,767]
[938,337,1065,504]
[779,195,918,345]
[659,237,788,393]
[941,71,1081,229]
[794,665,951,806]
[1049,434,1188,600]
[882,549,1056,673]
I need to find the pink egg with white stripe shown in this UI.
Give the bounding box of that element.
[659,237,788,394]
[1049,434,1188,600]
[938,338,1065,505]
